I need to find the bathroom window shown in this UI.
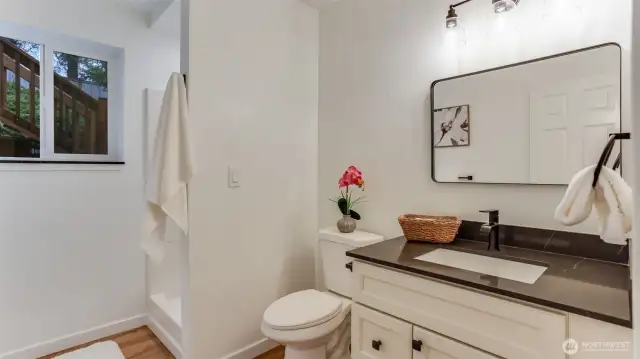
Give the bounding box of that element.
[0,32,123,163]
[0,37,42,158]
[53,51,109,155]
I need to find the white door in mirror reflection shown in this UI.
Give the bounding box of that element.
[529,76,619,184]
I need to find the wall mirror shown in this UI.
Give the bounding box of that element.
[431,43,622,185]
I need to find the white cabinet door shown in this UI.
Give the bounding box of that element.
[567,314,632,359]
[351,303,412,359]
[412,326,498,359]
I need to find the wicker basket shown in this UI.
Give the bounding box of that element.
[398,214,461,243]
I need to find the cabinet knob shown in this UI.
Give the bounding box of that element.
[372,340,382,351]
[345,262,353,272]
[412,339,423,351]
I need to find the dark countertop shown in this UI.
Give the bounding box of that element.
[347,237,632,328]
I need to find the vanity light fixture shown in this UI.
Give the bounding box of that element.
[444,0,471,29]
[446,6,459,28]
[492,0,520,13]
[445,0,520,29]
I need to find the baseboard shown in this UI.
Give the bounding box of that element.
[147,316,183,359]
[0,314,147,359]
[222,338,278,359]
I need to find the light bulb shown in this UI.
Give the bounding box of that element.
[445,6,459,29]
[492,0,519,13]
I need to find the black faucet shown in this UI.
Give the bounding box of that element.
[479,210,500,251]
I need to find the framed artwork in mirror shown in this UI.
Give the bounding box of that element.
[434,105,470,148]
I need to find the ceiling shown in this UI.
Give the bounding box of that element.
[151,1,180,35]
[117,0,344,14]
[113,0,168,16]
[112,0,179,34]
[300,0,344,8]
[113,0,343,33]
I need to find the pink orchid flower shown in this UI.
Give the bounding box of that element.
[338,166,365,189]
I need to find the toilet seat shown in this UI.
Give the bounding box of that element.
[262,293,352,347]
[263,289,342,330]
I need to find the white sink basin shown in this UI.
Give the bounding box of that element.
[414,249,547,284]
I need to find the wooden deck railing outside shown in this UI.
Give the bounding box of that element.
[0,38,107,155]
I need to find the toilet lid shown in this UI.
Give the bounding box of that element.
[263,289,343,330]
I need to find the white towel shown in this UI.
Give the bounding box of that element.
[143,73,193,263]
[555,165,632,245]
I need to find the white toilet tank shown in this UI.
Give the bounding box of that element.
[319,228,384,298]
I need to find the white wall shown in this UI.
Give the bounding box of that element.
[319,0,632,238]
[0,0,180,356]
[185,0,319,358]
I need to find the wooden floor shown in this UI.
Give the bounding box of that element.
[39,327,175,359]
[254,346,285,359]
[39,327,283,359]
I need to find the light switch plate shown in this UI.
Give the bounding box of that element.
[228,166,240,188]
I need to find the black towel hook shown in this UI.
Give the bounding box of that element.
[592,133,630,188]
[612,153,622,171]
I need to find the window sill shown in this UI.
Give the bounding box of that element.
[0,160,125,171]
[0,160,124,165]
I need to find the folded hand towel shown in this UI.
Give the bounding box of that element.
[554,165,596,226]
[143,73,194,263]
[594,166,633,245]
[555,165,632,245]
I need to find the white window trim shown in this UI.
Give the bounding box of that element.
[0,22,124,163]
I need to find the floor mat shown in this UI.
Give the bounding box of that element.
[54,341,125,359]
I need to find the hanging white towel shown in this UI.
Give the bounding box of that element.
[554,165,596,227]
[143,73,193,263]
[555,165,632,245]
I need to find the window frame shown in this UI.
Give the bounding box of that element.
[0,25,124,163]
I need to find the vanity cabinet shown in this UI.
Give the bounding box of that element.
[352,261,566,359]
[412,326,498,359]
[567,314,633,359]
[352,303,497,359]
[351,303,412,359]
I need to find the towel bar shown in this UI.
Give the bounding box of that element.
[592,133,630,188]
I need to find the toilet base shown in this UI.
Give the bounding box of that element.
[284,345,326,359]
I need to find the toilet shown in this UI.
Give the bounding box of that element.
[261,228,384,359]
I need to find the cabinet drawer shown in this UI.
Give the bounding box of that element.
[353,261,567,359]
[352,303,413,359]
[413,326,498,359]
[568,314,633,359]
